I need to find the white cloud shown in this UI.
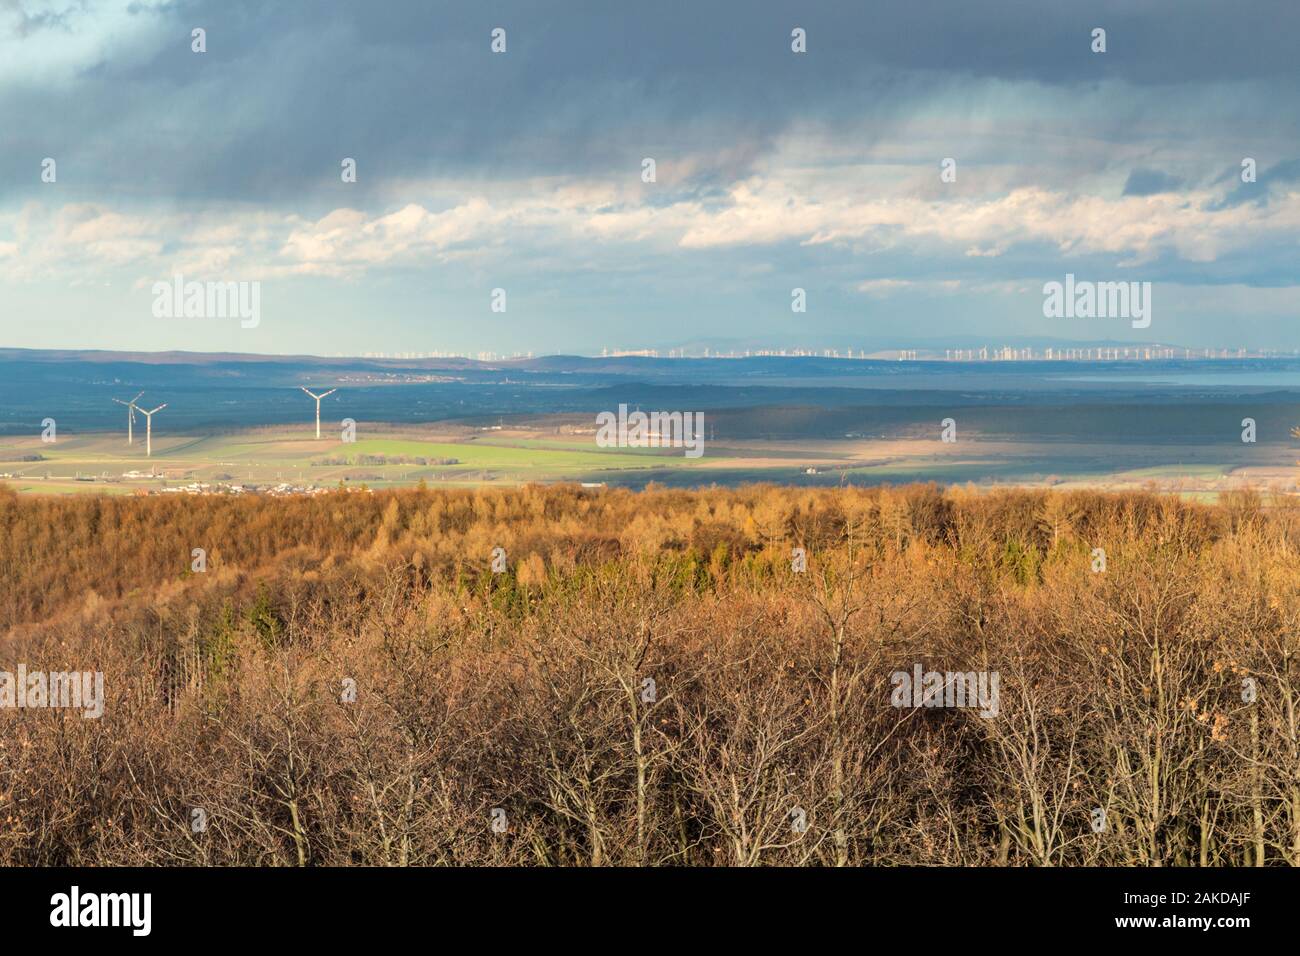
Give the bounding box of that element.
[1,167,1297,288]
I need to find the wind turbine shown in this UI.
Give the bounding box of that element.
[112,392,144,445]
[300,386,337,439]
[138,403,167,457]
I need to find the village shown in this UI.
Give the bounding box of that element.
[0,471,359,497]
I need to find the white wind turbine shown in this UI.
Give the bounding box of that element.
[112,392,144,445]
[300,386,337,439]
[138,403,168,457]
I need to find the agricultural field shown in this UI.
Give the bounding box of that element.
[4,351,1300,497]
[0,425,701,493]
[2,421,1298,496]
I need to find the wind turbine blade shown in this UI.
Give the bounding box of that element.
[322,389,337,398]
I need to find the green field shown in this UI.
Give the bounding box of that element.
[0,426,715,493]
[0,425,1293,496]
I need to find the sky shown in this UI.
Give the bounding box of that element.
[1,0,1298,356]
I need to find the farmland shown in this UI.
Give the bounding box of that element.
[2,420,1297,497]
[3,351,1300,496]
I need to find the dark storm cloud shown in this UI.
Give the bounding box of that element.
[2,0,1298,205]
[1122,168,1183,196]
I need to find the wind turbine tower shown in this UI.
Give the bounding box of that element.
[300,386,338,439]
[112,392,144,445]
[138,403,168,457]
